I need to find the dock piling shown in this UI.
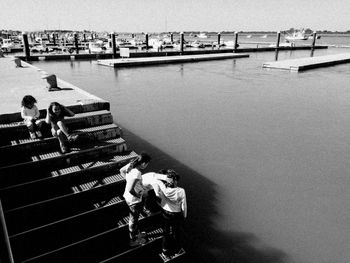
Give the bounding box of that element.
[22,32,30,60]
[217,32,221,47]
[311,31,317,50]
[74,33,79,55]
[234,32,239,52]
[276,31,281,49]
[145,33,149,50]
[180,32,184,55]
[111,32,117,58]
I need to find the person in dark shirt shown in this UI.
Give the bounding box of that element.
[45,102,76,153]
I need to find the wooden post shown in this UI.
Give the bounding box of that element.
[234,32,239,52]
[52,33,56,46]
[47,33,50,43]
[91,33,94,40]
[145,33,149,50]
[111,32,117,58]
[311,31,317,49]
[217,32,221,46]
[275,31,281,61]
[83,33,86,42]
[276,31,281,49]
[180,32,184,54]
[170,33,173,43]
[22,32,30,60]
[74,33,79,54]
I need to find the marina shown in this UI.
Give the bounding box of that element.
[263,52,350,71]
[1,2,350,261]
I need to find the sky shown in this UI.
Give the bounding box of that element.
[0,0,349,33]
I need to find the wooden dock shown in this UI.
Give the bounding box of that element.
[97,53,249,67]
[263,53,350,72]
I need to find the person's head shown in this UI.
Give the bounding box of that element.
[165,169,180,188]
[48,102,63,116]
[21,95,37,109]
[129,152,151,171]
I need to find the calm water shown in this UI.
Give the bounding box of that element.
[31,41,350,263]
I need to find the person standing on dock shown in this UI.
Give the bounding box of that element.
[121,152,152,246]
[153,169,187,258]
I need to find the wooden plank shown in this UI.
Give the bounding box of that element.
[97,53,249,67]
[263,53,350,72]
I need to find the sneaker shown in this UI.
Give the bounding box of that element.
[60,144,70,154]
[68,134,79,142]
[36,131,42,138]
[129,237,146,247]
[137,231,147,239]
[30,132,36,139]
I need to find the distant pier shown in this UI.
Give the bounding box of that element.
[263,53,350,71]
[97,53,249,67]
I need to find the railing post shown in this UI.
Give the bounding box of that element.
[0,200,14,263]
[234,32,239,52]
[22,32,30,60]
[111,32,117,58]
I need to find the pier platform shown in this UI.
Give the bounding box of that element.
[263,53,350,72]
[97,53,249,67]
[0,56,104,117]
[0,56,169,263]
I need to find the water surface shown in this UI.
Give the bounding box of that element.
[32,45,350,263]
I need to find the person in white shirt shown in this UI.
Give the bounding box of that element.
[21,95,43,139]
[121,152,152,247]
[152,169,187,257]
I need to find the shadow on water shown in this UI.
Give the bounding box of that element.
[121,127,288,263]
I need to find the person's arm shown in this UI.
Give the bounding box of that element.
[120,163,130,177]
[126,177,142,199]
[63,106,75,117]
[33,105,40,119]
[21,107,32,121]
[45,106,51,124]
[181,190,187,218]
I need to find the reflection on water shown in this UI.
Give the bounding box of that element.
[31,47,350,263]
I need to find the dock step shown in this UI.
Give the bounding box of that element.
[0,138,129,188]
[0,100,110,124]
[0,110,113,144]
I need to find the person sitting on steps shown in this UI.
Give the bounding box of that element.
[21,95,43,139]
[45,102,78,154]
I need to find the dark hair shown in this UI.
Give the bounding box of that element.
[48,102,63,116]
[21,95,37,108]
[127,152,151,172]
[165,169,180,188]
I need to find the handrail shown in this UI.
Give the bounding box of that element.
[0,199,14,263]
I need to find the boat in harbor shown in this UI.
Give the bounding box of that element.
[285,29,308,41]
[197,32,208,39]
[1,38,23,52]
[87,40,106,54]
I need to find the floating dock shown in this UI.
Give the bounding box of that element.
[263,53,350,72]
[97,53,249,67]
